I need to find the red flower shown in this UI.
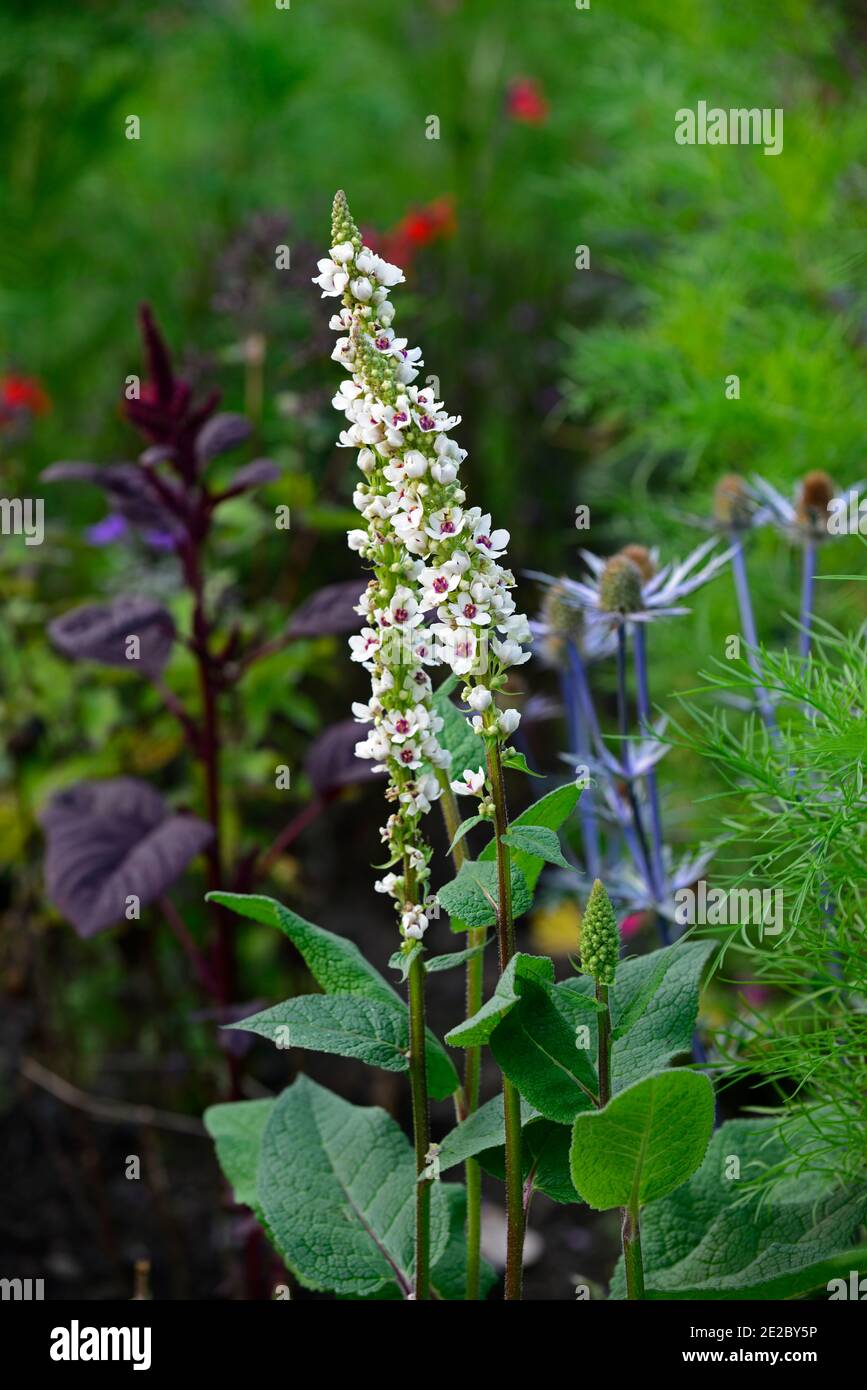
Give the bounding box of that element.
[0,373,51,419]
[507,76,549,125]
[367,197,456,272]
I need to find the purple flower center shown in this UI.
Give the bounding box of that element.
[440,520,456,535]
[375,337,389,349]
[477,534,492,549]
[393,606,409,623]
[395,718,410,734]
[433,576,449,594]
[419,415,436,431]
[463,603,477,619]
[400,748,415,764]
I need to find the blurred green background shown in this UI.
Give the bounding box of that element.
[1,0,866,1297]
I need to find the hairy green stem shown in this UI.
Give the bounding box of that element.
[437,776,483,1299]
[407,946,432,1300]
[598,982,646,1299]
[486,742,524,1300]
[595,981,610,1106]
[621,1203,646,1300]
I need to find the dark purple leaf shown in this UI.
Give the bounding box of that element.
[139,303,176,406]
[305,720,386,795]
[42,460,182,536]
[286,579,364,639]
[195,412,252,464]
[48,596,175,678]
[217,458,280,500]
[40,778,214,938]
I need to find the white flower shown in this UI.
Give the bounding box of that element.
[350,276,374,302]
[467,686,492,712]
[470,513,510,559]
[387,586,423,630]
[347,528,368,553]
[355,728,390,763]
[402,904,429,939]
[349,628,380,664]
[313,258,350,297]
[497,708,521,736]
[375,872,400,896]
[425,506,465,542]
[492,635,531,667]
[451,766,487,797]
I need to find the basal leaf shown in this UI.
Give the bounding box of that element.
[570,1070,714,1211]
[610,1117,867,1299]
[205,1098,275,1213]
[445,953,554,1048]
[257,1076,449,1296]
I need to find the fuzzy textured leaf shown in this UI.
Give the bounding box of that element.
[257,1076,449,1296]
[479,783,580,891]
[229,994,412,1075]
[436,859,532,932]
[445,953,553,1047]
[489,977,598,1122]
[204,1098,274,1213]
[209,893,457,1099]
[610,1118,867,1299]
[570,1070,714,1211]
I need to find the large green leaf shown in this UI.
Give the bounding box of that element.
[489,977,599,1122]
[205,1098,275,1214]
[570,1070,714,1211]
[479,783,580,892]
[209,892,458,1099]
[209,892,396,1003]
[230,994,408,1068]
[436,859,533,932]
[611,1117,867,1300]
[559,939,714,1092]
[437,1092,539,1172]
[258,1076,449,1297]
[445,953,553,1047]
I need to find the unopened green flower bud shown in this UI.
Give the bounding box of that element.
[580,878,619,985]
[599,555,643,615]
[331,189,361,252]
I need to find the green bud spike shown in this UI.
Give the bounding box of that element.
[580,878,619,985]
[331,189,361,252]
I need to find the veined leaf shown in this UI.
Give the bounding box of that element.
[559,939,714,1092]
[436,859,532,932]
[489,977,598,1122]
[258,1076,449,1297]
[480,1116,577,1205]
[570,1070,714,1211]
[210,892,458,1099]
[500,825,569,870]
[610,1117,867,1299]
[205,1098,275,1214]
[445,953,553,1047]
[479,783,580,891]
[437,1092,539,1173]
[446,815,487,855]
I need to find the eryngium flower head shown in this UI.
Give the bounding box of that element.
[712,474,754,531]
[796,471,836,537]
[599,555,644,615]
[580,878,620,984]
[749,472,863,544]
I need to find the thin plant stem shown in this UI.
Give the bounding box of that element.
[565,641,601,879]
[595,981,610,1106]
[597,983,645,1299]
[616,625,665,942]
[621,1202,646,1300]
[403,854,432,1300]
[730,539,778,733]
[799,538,817,662]
[486,741,524,1301]
[631,624,670,946]
[437,776,484,1300]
